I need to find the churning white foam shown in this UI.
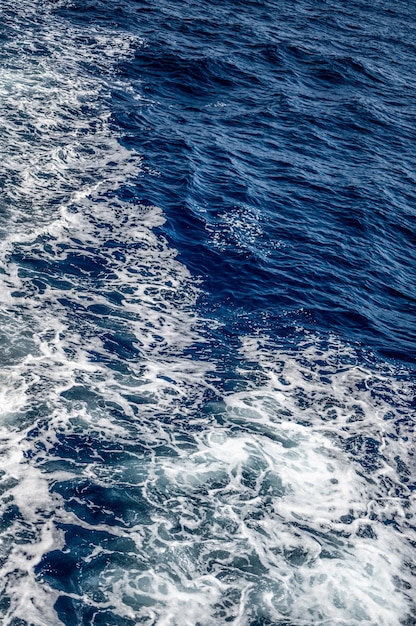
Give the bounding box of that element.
[102,335,413,626]
[0,2,211,624]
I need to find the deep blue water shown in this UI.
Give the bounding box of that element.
[0,0,414,624]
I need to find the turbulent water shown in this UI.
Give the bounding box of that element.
[0,0,414,624]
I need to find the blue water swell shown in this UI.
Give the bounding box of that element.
[0,0,415,624]
[105,0,416,363]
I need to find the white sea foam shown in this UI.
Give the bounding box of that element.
[105,336,413,626]
[0,1,210,623]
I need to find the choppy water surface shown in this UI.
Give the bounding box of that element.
[0,0,414,624]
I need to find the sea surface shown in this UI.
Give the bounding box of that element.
[0,0,415,624]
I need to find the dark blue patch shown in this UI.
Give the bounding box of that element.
[74,0,416,364]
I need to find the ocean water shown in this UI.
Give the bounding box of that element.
[0,0,414,624]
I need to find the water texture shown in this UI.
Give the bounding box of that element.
[0,0,414,624]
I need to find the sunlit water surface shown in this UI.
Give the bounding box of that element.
[0,1,414,625]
